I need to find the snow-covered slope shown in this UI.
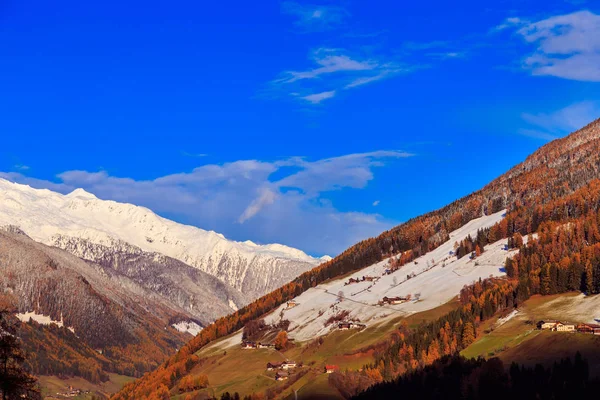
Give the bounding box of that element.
[266,209,512,341]
[0,178,324,298]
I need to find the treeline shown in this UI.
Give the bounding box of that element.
[354,354,598,400]
[113,120,600,399]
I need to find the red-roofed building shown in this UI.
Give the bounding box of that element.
[325,365,339,374]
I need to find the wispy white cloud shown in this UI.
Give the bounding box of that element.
[279,51,377,84]
[520,101,600,140]
[14,164,30,171]
[426,51,467,60]
[282,1,349,32]
[181,151,208,158]
[491,17,525,32]
[273,48,409,103]
[372,200,380,206]
[1,151,412,255]
[506,10,600,81]
[301,90,336,104]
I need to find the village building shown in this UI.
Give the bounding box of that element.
[286,300,298,309]
[281,361,297,370]
[241,341,257,349]
[266,362,282,371]
[345,277,360,285]
[338,322,354,330]
[380,295,411,305]
[325,365,339,374]
[258,342,275,349]
[275,371,289,381]
[538,320,559,330]
[537,321,575,332]
[555,322,576,332]
[577,323,600,335]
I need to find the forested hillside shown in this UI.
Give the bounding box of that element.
[0,229,191,382]
[114,118,600,399]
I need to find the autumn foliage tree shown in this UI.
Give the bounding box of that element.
[274,331,288,351]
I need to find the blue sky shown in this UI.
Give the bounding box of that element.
[1,0,599,256]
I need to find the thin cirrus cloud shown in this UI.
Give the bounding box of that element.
[499,10,600,82]
[0,150,412,255]
[301,90,336,104]
[273,48,409,104]
[519,101,600,140]
[281,1,349,32]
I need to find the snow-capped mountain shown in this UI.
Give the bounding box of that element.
[0,178,326,299]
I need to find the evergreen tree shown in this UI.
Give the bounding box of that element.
[0,301,41,400]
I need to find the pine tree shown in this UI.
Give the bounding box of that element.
[0,301,41,400]
[585,261,594,294]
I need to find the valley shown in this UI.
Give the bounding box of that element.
[111,120,600,400]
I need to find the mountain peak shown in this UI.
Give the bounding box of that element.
[66,188,98,200]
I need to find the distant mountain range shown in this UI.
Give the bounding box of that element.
[0,178,329,384]
[0,178,328,303]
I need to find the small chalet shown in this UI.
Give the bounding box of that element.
[363,276,377,282]
[338,322,354,330]
[275,371,289,381]
[538,320,559,330]
[258,342,276,349]
[241,341,257,349]
[286,300,298,309]
[380,295,411,305]
[577,323,600,335]
[346,277,360,285]
[555,322,576,332]
[266,362,282,371]
[537,321,575,332]
[281,361,297,370]
[325,365,339,374]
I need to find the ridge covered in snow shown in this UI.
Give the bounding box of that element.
[0,178,324,298]
[266,209,512,341]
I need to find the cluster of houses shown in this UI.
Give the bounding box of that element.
[378,295,411,306]
[538,320,600,334]
[266,361,341,380]
[241,341,276,349]
[345,275,379,285]
[338,321,366,331]
[49,385,91,398]
[266,360,298,381]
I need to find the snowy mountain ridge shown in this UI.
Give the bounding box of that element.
[0,178,325,298]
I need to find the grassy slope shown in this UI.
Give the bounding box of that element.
[39,373,135,399]
[176,299,461,399]
[462,292,600,376]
